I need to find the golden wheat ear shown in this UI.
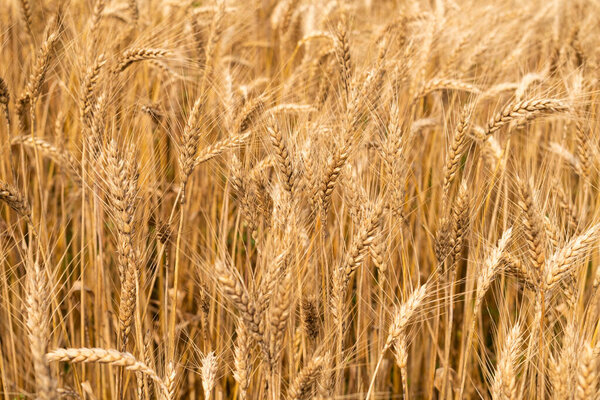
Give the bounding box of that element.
[0,77,10,125]
[113,48,170,74]
[491,323,522,400]
[17,30,60,132]
[0,181,32,222]
[47,348,169,397]
[25,260,56,400]
[484,98,569,136]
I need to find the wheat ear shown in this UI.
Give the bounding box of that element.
[365,283,428,399]
[201,352,218,400]
[484,98,568,136]
[233,321,251,400]
[491,323,522,400]
[443,104,473,199]
[25,261,56,400]
[288,353,326,400]
[113,48,169,73]
[47,348,168,397]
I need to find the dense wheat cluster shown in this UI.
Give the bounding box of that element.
[2,0,600,398]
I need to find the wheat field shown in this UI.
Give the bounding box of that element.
[1,0,600,398]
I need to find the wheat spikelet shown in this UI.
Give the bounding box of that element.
[484,98,569,136]
[201,0,225,88]
[575,341,598,400]
[47,348,168,397]
[288,354,325,400]
[101,140,140,350]
[0,76,9,124]
[215,261,265,347]
[334,20,352,101]
[19,0,33,37]
[301,297,320,341]
[11,136,80,184]
[0,181,32,222]
[128,0,139,23]
[458,228,513,397]
[386,284,428,345]
[267,271,293,368]
[545,223,600,290]
[450,181,470,270]
[517,178,546,280]
[162,362,176,400]
[575,120,591,179]
[443,104,473,199]
[551,321,577,399]
[89,0,106,35]
[366,284,428,399]
[142,331,155,399]
[23,32,59,101]
[25,261,56,400]
[491,323,522,400]
[315,142,351,216]
[113,48,169,73]
[434,216,453,264]
[233,96,264,134]
[267,120,294,195]
[342,203,383,281]
[331,201,384,344]
[194,130,252,167]
[17,31,60,131]
[233,321,251,400]
[413,78,481,101]
[80,54,106,126]
[178,97,203,192]
[201,352,217,400]
[475,228,513,305]
[86,92,106,158]
[380,103,406,217]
